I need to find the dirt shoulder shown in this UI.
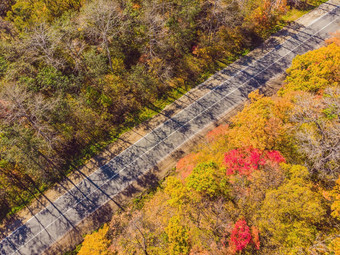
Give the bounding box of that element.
[1,0,338,245]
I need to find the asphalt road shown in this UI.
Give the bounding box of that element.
[1,3,339,255]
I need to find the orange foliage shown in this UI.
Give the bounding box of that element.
[189,247,210,254]
[176,152,203,179]
[329,237,340,255]
[248,0,287,37]
[326,31,340,46]
[206,124,229,142]
[251,226,260,250]
[132,3,141,9]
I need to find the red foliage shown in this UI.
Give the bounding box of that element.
[229,219,252,253]
[227,220,261,254]
[224,147,285,176]
[265,150,286,166]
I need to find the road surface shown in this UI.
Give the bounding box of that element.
[1,2,339,254]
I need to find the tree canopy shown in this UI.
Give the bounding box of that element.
[76,41,340,254]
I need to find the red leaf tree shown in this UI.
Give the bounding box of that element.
[227,219,260,254]
[224,147,285,177]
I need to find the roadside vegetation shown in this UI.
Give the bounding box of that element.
[0,0,327,222]
[75,36,340,254]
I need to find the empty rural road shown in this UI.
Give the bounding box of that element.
[1,2,339,254]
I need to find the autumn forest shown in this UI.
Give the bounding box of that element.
[0,0,339,254]
[76,38,340,254]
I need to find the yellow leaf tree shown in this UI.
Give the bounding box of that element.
[78,224,111,255]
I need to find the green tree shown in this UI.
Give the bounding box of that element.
[187,161,229,198]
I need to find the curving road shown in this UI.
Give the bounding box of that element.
[1,2,339,254]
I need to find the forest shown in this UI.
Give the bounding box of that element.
[75,37,340,254]
[0,0,321,221]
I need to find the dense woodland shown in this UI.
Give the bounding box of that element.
[76,38,340,254]
[0,0,319,220]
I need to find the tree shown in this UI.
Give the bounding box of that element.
[80,0,125,73]
[226,90,293,151]
[176,152,203,179]
[279,43,340,95]
[198,0,242,46]
[0,158,33,218]
[328,176,340,221]
[247,0,287,38]
[257,164,327,253]
[25,23,66,70]
[226,219,260,254]
[6,0,83,30]
[0,82,67,185]
[127,63,159,106]
[290,88,340,179]
[164,176,191,208]
[0,17,15,38]
[166,215,190,255]
[224,147,285,177]
[0,82,61,150]
[110,210,157,255]
[78,224,111,255]
[0,0,14,17]
[186,161,229,198]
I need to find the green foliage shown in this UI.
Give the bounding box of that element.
[83,48,108,77]
[127,64,159,105]
[0,56,7,77]
[187,161,229,198]
[35,66,75,94]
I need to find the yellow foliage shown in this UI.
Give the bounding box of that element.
[258,164,327,254]
[329,237,340,255]
[78,224,111,255]
[7,0,84,30]
[166,215,190,255]
[329,177,340,220]
[280,43,340,95]
[226,90,293,150]
[164,176,191,208]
